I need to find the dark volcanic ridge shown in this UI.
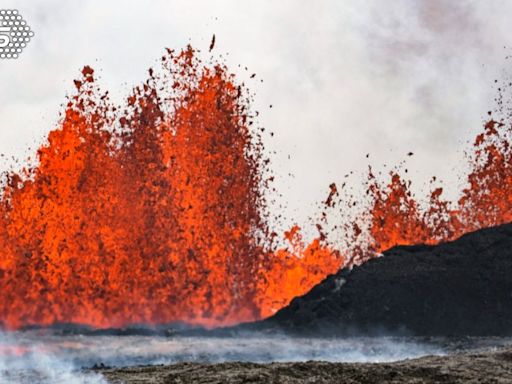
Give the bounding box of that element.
[235,222,512,337]
[14,321,205,337]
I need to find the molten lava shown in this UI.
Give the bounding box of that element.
[0,45,511,330]
[342,118,512,265]
[0,48,341,329]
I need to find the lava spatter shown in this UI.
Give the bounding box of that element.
[0,47,339,329]
[0,45,511,330]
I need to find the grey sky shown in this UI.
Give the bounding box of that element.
[0,1,511,237]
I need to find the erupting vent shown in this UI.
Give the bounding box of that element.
[0,48,341,329]
[0,46,510,329]
[360,117,512,261]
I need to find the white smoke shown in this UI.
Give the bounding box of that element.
[0,329,447,369]
[2,0,512,239]
[2,329,512,382]
[0,331,107,384]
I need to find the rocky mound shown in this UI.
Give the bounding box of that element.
[250,223,512,336]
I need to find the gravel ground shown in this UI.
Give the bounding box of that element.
[98,346,512,383]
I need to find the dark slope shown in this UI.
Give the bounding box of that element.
[249,223,512,336]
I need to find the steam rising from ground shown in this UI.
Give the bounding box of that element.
[2,330,512,383]
[0,331,106,384]
[1,331,443,367]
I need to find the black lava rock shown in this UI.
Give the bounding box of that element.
[256,223,512,336]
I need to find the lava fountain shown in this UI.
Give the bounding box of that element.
[0,47,341,329]
[0,44,511,330]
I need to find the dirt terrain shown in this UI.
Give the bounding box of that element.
[98,346,512,383]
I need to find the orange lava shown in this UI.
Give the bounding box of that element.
[340,118,512,265]
[0,45,511,330]
[0,47,340,329]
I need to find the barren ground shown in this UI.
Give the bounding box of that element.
[98,346,512,383]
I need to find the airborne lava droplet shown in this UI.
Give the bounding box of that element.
[325,183,338,208]
[209,34,215,52]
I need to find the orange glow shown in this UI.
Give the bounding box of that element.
[256,227,342,318]
[0,47,339,329]
[0,46,510,330]
[344,118,512,263]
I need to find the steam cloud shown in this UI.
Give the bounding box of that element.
[0,329,455,383]
[1,1,512,237]
[0,331,106,384]
[4,328,512,383]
